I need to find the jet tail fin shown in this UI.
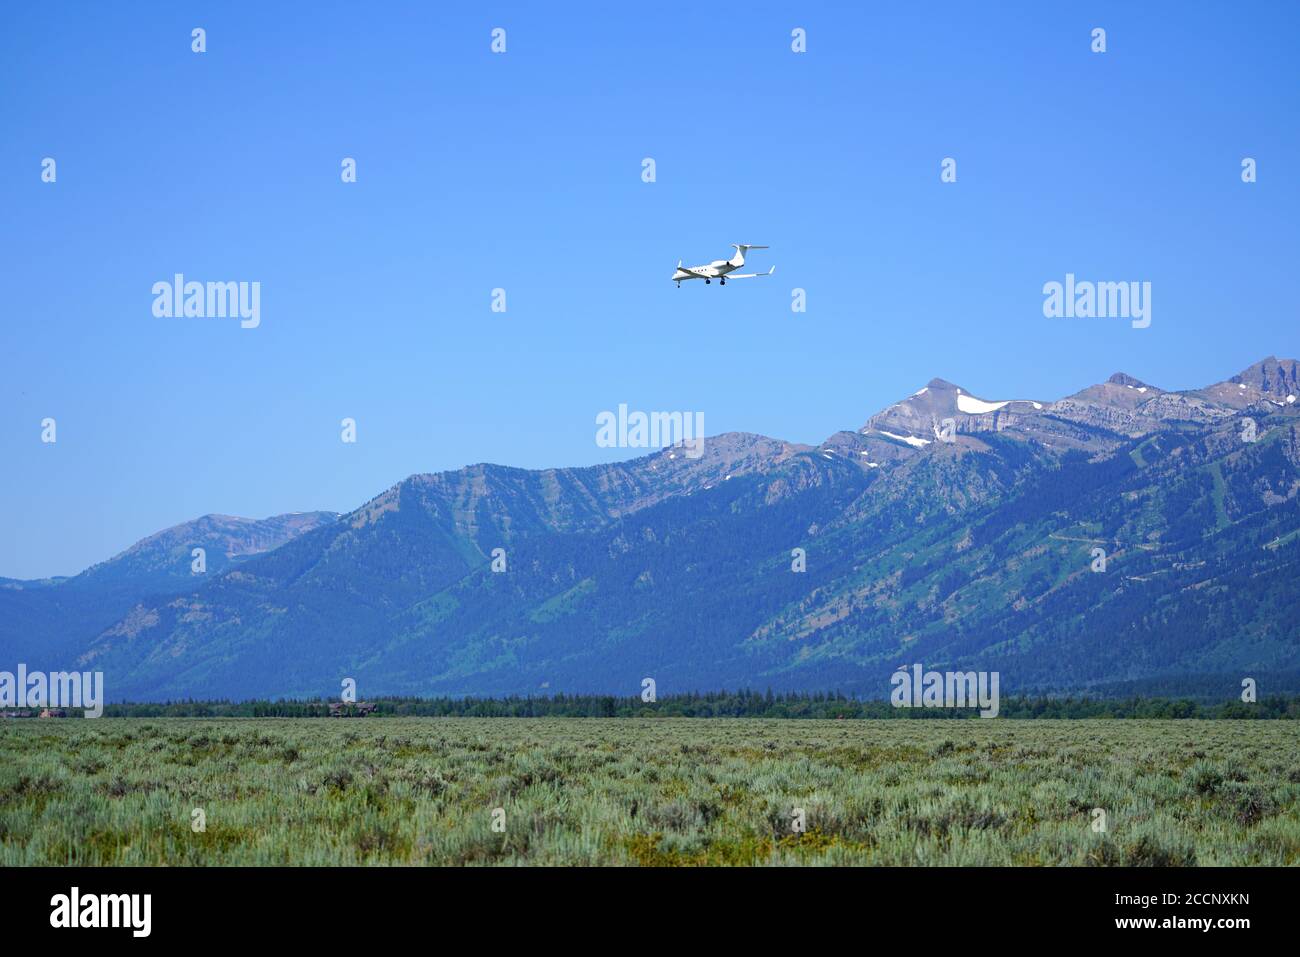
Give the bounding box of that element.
[729,244,769,266]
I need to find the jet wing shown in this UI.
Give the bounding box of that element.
[724,266,776,279]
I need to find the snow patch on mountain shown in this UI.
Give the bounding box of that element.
[956,394,1011,414]
[878,430,932,448]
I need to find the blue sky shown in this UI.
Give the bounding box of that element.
[2,1,1297,578]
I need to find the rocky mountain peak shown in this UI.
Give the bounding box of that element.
[858,376,1047,451]
[1230,356,1299,396]
[1106,372,1152,389]
[75,511,340,585]
[1190,356,1299,410]
[924,377,961,391]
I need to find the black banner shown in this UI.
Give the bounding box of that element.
[1,866,1278,943]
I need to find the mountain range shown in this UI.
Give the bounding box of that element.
[4,357,1299,702]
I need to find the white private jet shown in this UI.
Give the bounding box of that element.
[672,244,774,287]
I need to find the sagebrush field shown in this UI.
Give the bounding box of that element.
[2,718,1296,866]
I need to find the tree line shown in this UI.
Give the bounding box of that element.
[97,689,1300,719]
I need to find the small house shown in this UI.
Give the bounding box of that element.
[327,701,377,717]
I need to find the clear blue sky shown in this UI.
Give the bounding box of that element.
[2,1,1297,578]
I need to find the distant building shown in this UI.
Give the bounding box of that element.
[327,701,377,717]
[39,708,68,718]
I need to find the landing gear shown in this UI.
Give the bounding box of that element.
[675,282,681,288]
[719,278,726,285]
[705,279,710,284]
